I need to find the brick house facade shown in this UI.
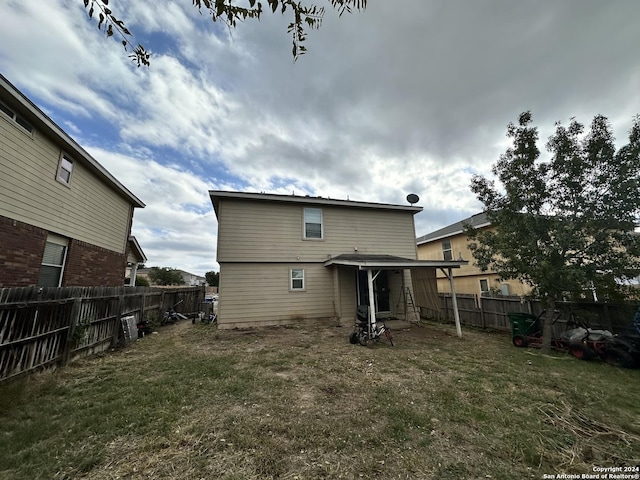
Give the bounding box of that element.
[0,74,145,288]
[0,216,48,287]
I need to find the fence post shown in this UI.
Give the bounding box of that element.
[140,292,147,324]
[160,290,167,323]
[445,295,449,318]
[478,294,486,329]
[112,294,125,347]
[62,298,82,366]
[602,303,612,331]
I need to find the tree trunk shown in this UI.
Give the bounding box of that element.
[541,297,556,354]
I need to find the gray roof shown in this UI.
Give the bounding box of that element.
[0,74,145,208]
[324,253,467,269]
[416,212,490,245]
[209,190,423,218]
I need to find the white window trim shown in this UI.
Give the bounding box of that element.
[290,268,305,291]
[39,234,69,287]
[56,152,74,185]
[303,207,323,240]
[442,239,453,261]
[0,100,34,135]
[479,278,489,294]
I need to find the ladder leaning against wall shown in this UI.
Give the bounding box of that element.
[399,287,420,324]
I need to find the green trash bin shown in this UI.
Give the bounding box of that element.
[507,312,539,347]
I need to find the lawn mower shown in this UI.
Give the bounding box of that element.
[508,309,639,368]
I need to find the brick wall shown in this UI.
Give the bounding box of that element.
[0,215,127,287]
[63,239,127,287]
[0,215,47,287]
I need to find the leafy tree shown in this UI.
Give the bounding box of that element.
[82,0,367,66]
[147,267,186,286]
[205,270,220,287]
[124,276,150,286]
[466,112,640,352]
[134,276,150,287]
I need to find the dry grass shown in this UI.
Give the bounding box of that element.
[1,319,639,479]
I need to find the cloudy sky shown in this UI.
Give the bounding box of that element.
[1,1,639,276]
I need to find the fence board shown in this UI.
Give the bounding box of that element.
[433,294,639,336]
[0,285,204,381]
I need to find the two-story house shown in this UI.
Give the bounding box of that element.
[210,191,467,330]
[0,74,145,287]
[416,212,531,298]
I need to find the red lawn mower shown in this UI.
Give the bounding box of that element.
[508,308,640,369]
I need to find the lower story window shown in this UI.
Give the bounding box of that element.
[479,278,489,294]
[290,268,305,290]
[38,235,68,287]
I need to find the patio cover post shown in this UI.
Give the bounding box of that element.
[367,269,377,336]
[129,264,138,287]
[441,267,462,338]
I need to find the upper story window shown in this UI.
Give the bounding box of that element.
[442,239,453,260]
[56,153,74,185]
[0,100,34,134]
[304,207,323,239]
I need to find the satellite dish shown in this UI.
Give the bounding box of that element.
[406,193,420,205]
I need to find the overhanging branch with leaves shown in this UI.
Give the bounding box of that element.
[82,0,367,66]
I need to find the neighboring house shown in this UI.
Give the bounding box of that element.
[210,191,467,329]
[135,268,205,286]
[178,270,206,286]
[416,212,531,298]
[125,236,147,286]
[0,74,145,288]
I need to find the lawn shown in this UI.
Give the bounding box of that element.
[1,319,639,480]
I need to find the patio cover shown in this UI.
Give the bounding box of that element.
[324,254,468,337]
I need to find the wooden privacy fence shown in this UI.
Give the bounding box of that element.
[429,293,639,337]
[0,285,204,382]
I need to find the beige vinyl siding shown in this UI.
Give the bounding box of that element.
[330,268,413,324]
[336,267,357,324]
[0,119,131,253]
[217,199,418,262]
[218,263,336,328]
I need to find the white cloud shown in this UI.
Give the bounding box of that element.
[1,0,639,275]
[84,147,220,274]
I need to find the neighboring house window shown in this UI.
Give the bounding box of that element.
[0,100,33,134]
[442,240,453,260]
[57,153,74,185]
[38,235,68,287]
[290,268,305,290]
[303,208,323,239]
[479,279,489,294]
[500,283,510,296]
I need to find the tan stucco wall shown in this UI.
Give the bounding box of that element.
[417,229,532,298]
